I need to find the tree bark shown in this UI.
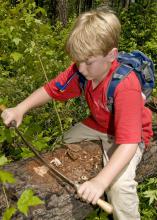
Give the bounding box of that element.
[58,0,68,27]
[49,0,58,26]
[0,140,156,219]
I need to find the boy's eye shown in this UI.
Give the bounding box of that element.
[75,59,94,67]
[86,60,94,65]
[86,62,92,65]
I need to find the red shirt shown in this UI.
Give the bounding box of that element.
[44,60,153,146]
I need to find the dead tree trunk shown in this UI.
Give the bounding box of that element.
[0,140,157,219]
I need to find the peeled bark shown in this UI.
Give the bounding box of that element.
[0,140,156,219]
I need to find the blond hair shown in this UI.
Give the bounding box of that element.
[66,9,121,62]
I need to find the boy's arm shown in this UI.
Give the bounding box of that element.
[16,87,51,114]
[77,143,138,204]
[1,87,51,127]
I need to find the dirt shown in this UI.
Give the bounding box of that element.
[25,141,103,192]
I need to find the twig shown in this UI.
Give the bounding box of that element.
[2,185,9,208]
[146,103,157,113]
[38,55,64,136]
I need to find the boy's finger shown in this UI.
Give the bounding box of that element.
[3,120,10,126]
[1,111,7,119]
[77,185,88,198]
[86,192,95,204]
[91,194,99,205]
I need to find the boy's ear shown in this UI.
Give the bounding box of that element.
[106,48,118,62]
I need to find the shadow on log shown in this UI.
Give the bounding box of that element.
[0,139,157,219]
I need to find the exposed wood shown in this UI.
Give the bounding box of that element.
[0,140,156,219]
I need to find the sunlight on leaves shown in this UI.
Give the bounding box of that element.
[143,190,157,205]
[0,155,8,166]
[0,170,15,184]
[17,189,44,216]
[10,52,23,62]
[2,206,16,220]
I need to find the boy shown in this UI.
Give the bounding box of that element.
[1,9,153,220]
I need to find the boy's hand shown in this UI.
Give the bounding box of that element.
[77,177,106,205]
[1,107,24,127]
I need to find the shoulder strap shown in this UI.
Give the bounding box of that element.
[55,70,86,93]
[107,64,133,112]
[76,71,87,93]
[55,71,78,92]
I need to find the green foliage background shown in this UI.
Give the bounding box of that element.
[0,0,157,219]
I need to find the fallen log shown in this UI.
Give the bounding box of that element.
[0,139,157,220]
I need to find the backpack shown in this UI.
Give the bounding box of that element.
[55,50,155,112]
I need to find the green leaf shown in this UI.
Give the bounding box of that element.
[0,170,15,184]
[0,129,6,143]
[10,52,23,62]
[4,129,12,143]
[17,189,44,216]
[0,155,8,166]
[1,71,10,77]
[143,189,157,205]
[12,38,21,46]
[2,206,16,220]
[20,147,34,159]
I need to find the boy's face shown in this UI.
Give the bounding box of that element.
[77,53,114,82]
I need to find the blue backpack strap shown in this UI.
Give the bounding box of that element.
[107,64,133,112]
[55,71,86,93]
[76,71,87,93]
[55,71,78,92]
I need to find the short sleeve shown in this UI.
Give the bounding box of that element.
[44,63,81,101]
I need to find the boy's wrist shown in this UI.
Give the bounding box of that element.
[93,174,110,191]
[16,103,29,115]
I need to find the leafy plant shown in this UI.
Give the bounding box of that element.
[2,189,44,220]
[0,155,44,220]
[85,208,109,220]
[17,189,44,216]
[2,206,17,220]
[138,177,157,220]
[0,155,15,184]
